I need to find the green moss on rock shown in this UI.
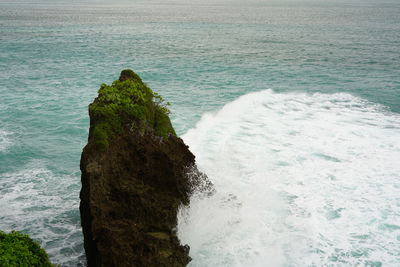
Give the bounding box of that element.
[0,231,54,267]
[89,70,176,149]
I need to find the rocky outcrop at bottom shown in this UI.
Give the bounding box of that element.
[80,70,208,267]
[80,127,203,266]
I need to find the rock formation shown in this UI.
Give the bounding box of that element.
[80,70,206,267]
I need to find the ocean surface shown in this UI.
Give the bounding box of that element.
[0,0,399,266]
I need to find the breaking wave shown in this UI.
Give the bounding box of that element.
[178,90,400,266]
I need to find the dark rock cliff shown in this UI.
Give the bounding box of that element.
[80,70,205,267]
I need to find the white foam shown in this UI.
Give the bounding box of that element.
[0,130,12,152]
[177,90,400,266]
[0,161,85,266]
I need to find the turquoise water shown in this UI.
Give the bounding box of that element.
[0,0,399,266]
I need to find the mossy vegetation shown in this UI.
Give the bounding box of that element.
[89,69,176,149]
[0,231,54,267]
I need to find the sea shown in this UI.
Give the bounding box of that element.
[0,0,399,266]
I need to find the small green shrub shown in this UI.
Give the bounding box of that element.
[0,230,54,267]
[89,70,176,149]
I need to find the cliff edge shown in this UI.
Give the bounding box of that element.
[80,70,204,266]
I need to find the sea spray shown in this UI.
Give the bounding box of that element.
[178,90,400,266]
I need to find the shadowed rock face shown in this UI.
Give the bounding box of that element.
[80,70,204,267]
